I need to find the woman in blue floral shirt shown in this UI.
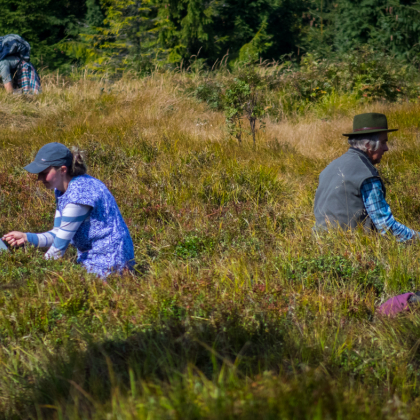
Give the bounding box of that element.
[3,142,135,277]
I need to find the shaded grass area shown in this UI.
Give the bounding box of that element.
[1,72,420,418]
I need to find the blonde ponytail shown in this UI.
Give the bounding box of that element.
[68,146,87,177]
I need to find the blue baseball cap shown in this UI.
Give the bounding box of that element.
[24,142,73,174]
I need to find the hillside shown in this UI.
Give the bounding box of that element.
[1,71,420,418]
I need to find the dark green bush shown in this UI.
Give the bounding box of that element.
[175,235,215,259]
[185,48,420,121]
[283,254,384,294]
[192,81,223,110]
[277,47,420,104]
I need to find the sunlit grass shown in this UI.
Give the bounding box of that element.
[0,70,420,418]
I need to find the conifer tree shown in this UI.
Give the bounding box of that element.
[65,0,159,73]
[86,0,106,29]
[301,0,420,62]
[0,0,86,68]
[158,0,308,64]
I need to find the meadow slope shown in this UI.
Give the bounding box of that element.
[0,72,420,418]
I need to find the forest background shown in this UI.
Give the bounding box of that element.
[3,0,420,73]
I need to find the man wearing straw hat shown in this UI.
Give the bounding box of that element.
[314,112,419,241]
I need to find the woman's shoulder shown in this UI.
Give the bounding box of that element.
[62,175,108,206]
[69,175,107,190]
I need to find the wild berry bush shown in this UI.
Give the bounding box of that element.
[185,48,420,123]
[279,47,420,103]
[191,80,223,111]
[282,254,385,294]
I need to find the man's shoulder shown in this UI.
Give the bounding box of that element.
[347,148,379,177]
[320,150,352,174]
[323,149,378,175]
[319,149,379,189]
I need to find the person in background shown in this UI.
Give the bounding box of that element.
[0,56,41,94]
[314,112,419,241]
[0,34,41,94]
[3,143,135,277]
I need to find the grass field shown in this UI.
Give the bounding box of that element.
[1,70,420,418]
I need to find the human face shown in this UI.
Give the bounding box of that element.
[37,166,68,191]
[367,132,389,165]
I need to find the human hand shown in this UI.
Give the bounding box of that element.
[2,231,27,247]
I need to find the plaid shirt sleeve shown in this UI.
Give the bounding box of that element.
[361,177,418,242]
[15,61,41,94]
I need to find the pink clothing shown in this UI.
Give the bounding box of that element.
[377,293,414,317]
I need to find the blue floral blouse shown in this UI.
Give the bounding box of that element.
[55,175,135,277]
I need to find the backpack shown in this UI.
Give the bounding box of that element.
[0,34,30,62]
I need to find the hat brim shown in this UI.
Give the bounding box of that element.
[342,128,398,137]
[24,161,50,174]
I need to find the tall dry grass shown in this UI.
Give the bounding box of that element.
[0,71,419,418]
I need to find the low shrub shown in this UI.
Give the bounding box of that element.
[282,254,384,294]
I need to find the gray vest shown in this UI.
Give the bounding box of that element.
[314,147,385,231]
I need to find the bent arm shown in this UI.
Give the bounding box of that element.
[361,178,418,242]
[0,56,20,91]
[0,58,12,85]
[26,209,61,247]
[44,203,91,260]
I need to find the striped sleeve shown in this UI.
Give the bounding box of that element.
[26,209,62,248]
[44,203,91,260]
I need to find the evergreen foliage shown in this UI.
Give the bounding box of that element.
[158,0,307,64]
[2,0,420,71]
[0,0,87,69]
[86,0,105,29]
[74,0,159,72]
[302,0,420,62]
[95,0,158,70]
